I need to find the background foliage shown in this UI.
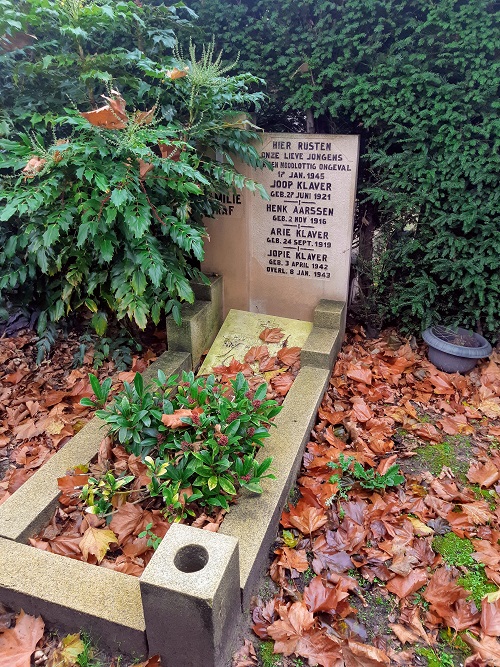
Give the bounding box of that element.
[188,0,500,339]
[0,0,268,346]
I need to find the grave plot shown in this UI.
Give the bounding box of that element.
[0,133,359,666]
[0,302,345,667]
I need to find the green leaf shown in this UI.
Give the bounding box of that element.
[208,475,218,491]
[91,311,108,336]
[110,189,130,207]
[42,225,59,247]
[219,476,236,495]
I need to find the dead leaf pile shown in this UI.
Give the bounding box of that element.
[247,327,500,666]
[0,329,163,506]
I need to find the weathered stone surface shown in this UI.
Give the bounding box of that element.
[0,351,191,542]
[166,276,223,367]
[313,299,346,331]
[0,537,147,656]
[220,364,331,607]
[203,134,359,321]
[198,308,312,375]
[140,524,240,667]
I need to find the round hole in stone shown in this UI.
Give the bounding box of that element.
[174,544,209,573]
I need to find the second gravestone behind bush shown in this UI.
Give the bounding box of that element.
[202,133,359,321]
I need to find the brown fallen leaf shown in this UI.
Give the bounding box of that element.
[0,609,44,667]
[343,640,391,666]
[386,569,428,598]
[467,460,500,488]
[259,327,285,343]
[481,597,500,636]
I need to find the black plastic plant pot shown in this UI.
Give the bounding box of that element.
[422,326,492,374]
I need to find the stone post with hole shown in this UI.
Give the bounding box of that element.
[139,523,241,667]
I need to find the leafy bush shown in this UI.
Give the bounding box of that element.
[188,0,500,339]
[82,370,280,519]
[0,4,269,338]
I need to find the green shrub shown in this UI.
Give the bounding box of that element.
[82,370,280,519]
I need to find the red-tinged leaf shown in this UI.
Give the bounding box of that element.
[463,635,500,666]
[303,576,349,613]
[212,358,253,378]
[4,369,26,385]
[388,623,420,645]
[13,419,44,440]
[346,365,372,385]
[277,547,309,574]
[252,598,277,639]
[472,540,500,568]
[134,657,161,667]
[259,328,285,343]
[436,414,471,435]
[6,468,32,493]
[57,473,89,506]
[244,346,269,363]
[267,602,314,655]
[292,629,343,667]
[481,597,500,636]
[232,639,258,667]
[467,460,500,488]
[0,610,44,667]
[277,347,301,367]
[411,422,441,442]
[109,502,144,543]
[462,501,493,525]
[289,506,328,535]
[259,356,278,372]
[343,641,390,666]
[350,397,373,423]
[386,569,428,598]
[161,408,198,429]
[271,373,295,397]
[79,526,117,563]
[101,555,145,577]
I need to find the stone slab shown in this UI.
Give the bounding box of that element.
[203,133,359,321]
[220,364,331,606]
[0,351,191,542]
[140,524,240,667]
[198,309,312,375]
[166,277,223,368]
[0,537,147,656]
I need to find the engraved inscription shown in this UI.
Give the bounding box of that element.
[259,138,353,280]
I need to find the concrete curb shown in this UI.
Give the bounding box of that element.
[0,300,345,666]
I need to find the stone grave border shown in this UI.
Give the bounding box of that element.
[0,299,345,667]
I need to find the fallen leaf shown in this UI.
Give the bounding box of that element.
[79,526,117,563]
[267,602,315,655]
[343,640,391,666]
[47,633,85,667]
[259,328,285,343]
[0,610,44,667]
[467,460,500,488]
[481,597,500,636]
[386,569,428,598]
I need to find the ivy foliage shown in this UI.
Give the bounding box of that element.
[188,0,500,339]
[0,0,269,338]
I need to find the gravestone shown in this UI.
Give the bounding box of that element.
[202,133,359,322]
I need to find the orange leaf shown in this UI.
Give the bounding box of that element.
[289,506,328,535]
[271,372,295,397]
[259,328,285,343]
[277,347,301,367]
[467,460,500,488]
[161,408,197,429]
[386,569,428,598]
[343,640,390,666]
[267,602,314,655]
[276,547,309,574]
[0,610,44,667]
[350,397,373,423]
[303,576,349,613]
[244,345,269,363]
[481,597,500,636]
